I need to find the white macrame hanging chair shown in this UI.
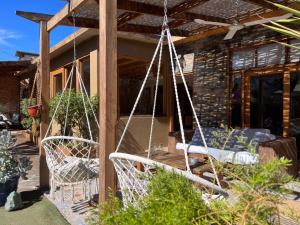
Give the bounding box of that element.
[41,15,100,202]
[42,63,100,203]
[110,1,228,208]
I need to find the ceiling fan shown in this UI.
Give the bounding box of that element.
[194,0,293,40]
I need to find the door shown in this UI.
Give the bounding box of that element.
[250,74,283,135]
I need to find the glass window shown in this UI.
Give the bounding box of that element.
[65,64,77,90]
[81,57,91,95]
[289,39,300,63]
[54,74,62,95]
[257,43,285,67]
[232,50,255,70]
[119,75,164,116]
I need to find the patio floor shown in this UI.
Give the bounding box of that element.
[8,131,300,225]
[11,131,97,225]
[0,131,69,225]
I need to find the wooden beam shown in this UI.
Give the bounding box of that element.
[169,0,209,16]
[17,10,99,29]
[39,21,50,188]
[117,0,226,23]
[47,0,90,31]
[118,23,190,36]
[99,0,117,203]
[117,0,164,17]
[16,10,52,22]
[17,10,188,35]
[118,12,141,27]
[242,0,278,9]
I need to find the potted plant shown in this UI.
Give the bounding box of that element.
[0,130,32,206]
[20,98,40,143]
[49,90,99,157]
[27,105,39,118]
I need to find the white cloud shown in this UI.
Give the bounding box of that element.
[0,29,22,47]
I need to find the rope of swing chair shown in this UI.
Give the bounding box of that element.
[44,12,99,141]
[115,0,221,188]
[29,61,41,106]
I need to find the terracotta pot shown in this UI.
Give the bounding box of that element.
[27,105,39,118]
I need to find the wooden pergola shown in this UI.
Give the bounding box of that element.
[16,0,299,204]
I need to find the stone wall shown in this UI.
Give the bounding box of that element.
[178,26,285,127]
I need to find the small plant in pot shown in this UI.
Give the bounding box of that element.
[0,130,32,206]
[49,90,99,157]
[21,98,40,143]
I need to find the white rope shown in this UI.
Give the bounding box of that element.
[76,66,100,129]
[63,62,75,136]
[115,31,165,152]
[147,34,164,158]
[76,66,93,140]
[166,29,191,173]
[45,65,75,138]
[167,30,221,187]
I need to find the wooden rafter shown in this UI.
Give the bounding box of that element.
[169,0,209,16]
[47,0,90,31]
[118,23,190,36]
[117,0,164,17]
[17,10,188,36]
[118,12,142,27]
[16,11,99,29]
[117,0,227,23]
[16,11,52,22]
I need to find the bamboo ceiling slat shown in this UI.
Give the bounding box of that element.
[188,0,259,19]
[35,0,299,38]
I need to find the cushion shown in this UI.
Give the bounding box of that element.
[190,127,275,153]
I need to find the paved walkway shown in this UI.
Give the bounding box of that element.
[12,132,40,193]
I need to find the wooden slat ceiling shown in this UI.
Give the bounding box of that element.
[17,0,297,40]
[76,0,295,37]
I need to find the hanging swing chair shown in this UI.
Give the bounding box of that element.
[41,15,100,203]
[110,0,228,208]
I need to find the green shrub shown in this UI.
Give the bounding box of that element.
[49,90,99,139]
[20,98,40,131]
[88,158,296,225]
[0,130,32,183]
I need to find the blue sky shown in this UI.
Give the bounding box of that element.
[0,1,75,61]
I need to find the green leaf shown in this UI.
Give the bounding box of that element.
[276,18,300,25]
[272,40,300,52]
[270,2,300,17]
[262,24,300,39]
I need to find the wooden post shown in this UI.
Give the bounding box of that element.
[99,0,117,203]
[283,70,290,137]
[39,21,50,188]
[242,71,250,128]
[163,53,174,132]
